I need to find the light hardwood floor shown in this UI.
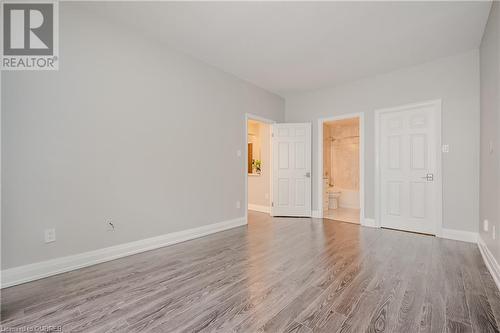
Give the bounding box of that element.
[323,208,360,224]
[1,211,500,332]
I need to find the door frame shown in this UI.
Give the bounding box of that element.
[244,113,276,222]
[374,99,443,236]
[317,113,365,225]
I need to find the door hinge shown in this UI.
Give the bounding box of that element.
[272,202,274,207]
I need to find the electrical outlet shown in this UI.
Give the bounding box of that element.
[44,228,56,243]
[442,144,449,153]
[236,201,241,209]
[484,219,489,232]
[493,225,496,240]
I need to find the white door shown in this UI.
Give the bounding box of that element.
[272,123,312,217]
[378,101,441,234]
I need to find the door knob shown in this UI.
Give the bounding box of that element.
[421,173,434,181]
[305,172,311,178]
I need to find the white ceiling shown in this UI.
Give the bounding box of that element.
[86,1,491,96]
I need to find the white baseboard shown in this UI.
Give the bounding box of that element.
[1,217,247,289]
[440,228,478,243]
[362,218,377,228]
[478,235,500,291]
[248,204,270,214]
[312,210,322,218]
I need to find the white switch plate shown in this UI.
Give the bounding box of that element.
[44,228,56,243]
[236,150,242,157]
[236,201,241,209]
[442,144,449,153]
[484,219,489,232]
[489,141,494,154]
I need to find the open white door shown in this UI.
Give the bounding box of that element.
[271,123,312,217]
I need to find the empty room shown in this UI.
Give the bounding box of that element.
[1,1,499,332]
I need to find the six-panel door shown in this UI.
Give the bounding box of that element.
[272,123,312,217]
[379,103,439,234]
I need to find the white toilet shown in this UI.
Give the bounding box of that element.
[327,188,342,209]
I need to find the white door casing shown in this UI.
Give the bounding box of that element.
[272,123,312,217]
[376,100,442,235]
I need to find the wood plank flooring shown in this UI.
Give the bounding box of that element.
[1,211,500,332]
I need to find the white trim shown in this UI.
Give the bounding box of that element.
[317,113,365,225]
[248,204,270,214]
[439,228,478,243]
[245,113,275,220]
[478,235,500,291]
[374,99,443,236]
[339,204,361,210]
[0,217,246,288]
[362,218,378,228]
[312,210,322,218]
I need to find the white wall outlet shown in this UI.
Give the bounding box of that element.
[236,200,241,209]
[484,219,489,232]
[493,225,496,240]
[44,228,56,243]
[236,150,242,157]
[441,144,449,153]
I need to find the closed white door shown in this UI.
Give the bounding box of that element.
[378,101,441,234]
[272,123,312,217]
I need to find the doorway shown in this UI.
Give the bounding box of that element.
[375,100,442,235]
[245,115,274,219]
[320,116,362,224]
[244,115,313,220]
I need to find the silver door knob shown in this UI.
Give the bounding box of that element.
[305,172,311,178]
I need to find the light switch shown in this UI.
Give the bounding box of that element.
[44,228,56,243]
[489,141,494,154]
[236,150,242,157]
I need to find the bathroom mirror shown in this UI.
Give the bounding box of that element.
[247,142,262,176]
[247,135,262,175]
[248,143,253,174]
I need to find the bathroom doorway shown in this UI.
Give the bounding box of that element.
[318,114,364,224]
[245,114,274,220]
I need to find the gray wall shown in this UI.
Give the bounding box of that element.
[286,50,480,232]
[1,4,284,269]
[479,3,500,260]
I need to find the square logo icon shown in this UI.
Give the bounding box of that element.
[1,1,59,70]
